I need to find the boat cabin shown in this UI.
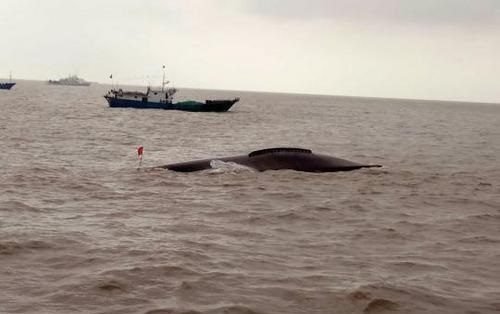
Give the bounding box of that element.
[107,86,177,104]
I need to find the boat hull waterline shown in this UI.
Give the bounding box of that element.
[158,147,382,173]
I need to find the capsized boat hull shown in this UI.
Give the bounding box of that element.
[158,147,382,173]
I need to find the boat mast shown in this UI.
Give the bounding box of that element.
[9,71,12,81]
[162,65,165,92]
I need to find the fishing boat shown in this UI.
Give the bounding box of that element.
[0,71,16,90]
[104,88,239,112]
[104,68,239,112]
[48,75,91,86]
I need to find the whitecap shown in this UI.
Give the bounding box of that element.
[208,160,255,174]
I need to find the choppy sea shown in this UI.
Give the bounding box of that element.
[1,81,499,314]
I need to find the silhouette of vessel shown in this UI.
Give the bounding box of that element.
[0,71,16,90]
[48,75,90,86]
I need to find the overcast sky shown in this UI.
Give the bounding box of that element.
[1,0,499,102]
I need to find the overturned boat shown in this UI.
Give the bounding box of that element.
[158,147,382,173]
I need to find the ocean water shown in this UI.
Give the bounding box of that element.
[0,81,499,314]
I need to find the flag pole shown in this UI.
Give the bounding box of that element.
[162,65,166,92]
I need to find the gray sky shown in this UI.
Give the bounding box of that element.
[1,0,499,102]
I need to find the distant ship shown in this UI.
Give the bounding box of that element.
[0,71,16,90]
[0,82,15,90]
[48,75,91,86]
[104,68,239,112]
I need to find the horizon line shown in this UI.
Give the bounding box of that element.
[7,77,500,106]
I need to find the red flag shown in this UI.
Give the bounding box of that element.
[137,146,144,156]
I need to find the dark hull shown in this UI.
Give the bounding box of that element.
[158,147,382,173]
[0,82,16,90]
[105,96,167,109]
[105,96,238,112]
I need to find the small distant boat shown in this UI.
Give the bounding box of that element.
[48,75,91,86]
[0,71,16,90]
[0,82,15,90]
[104,68,239,112]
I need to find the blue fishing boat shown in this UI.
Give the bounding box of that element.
[104,68,239,112]
[0,82,15,90]
[0,71,16,90]
[104,87,239,112]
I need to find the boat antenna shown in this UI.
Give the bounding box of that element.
[9,70,12,81]
[162,65,166,92]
